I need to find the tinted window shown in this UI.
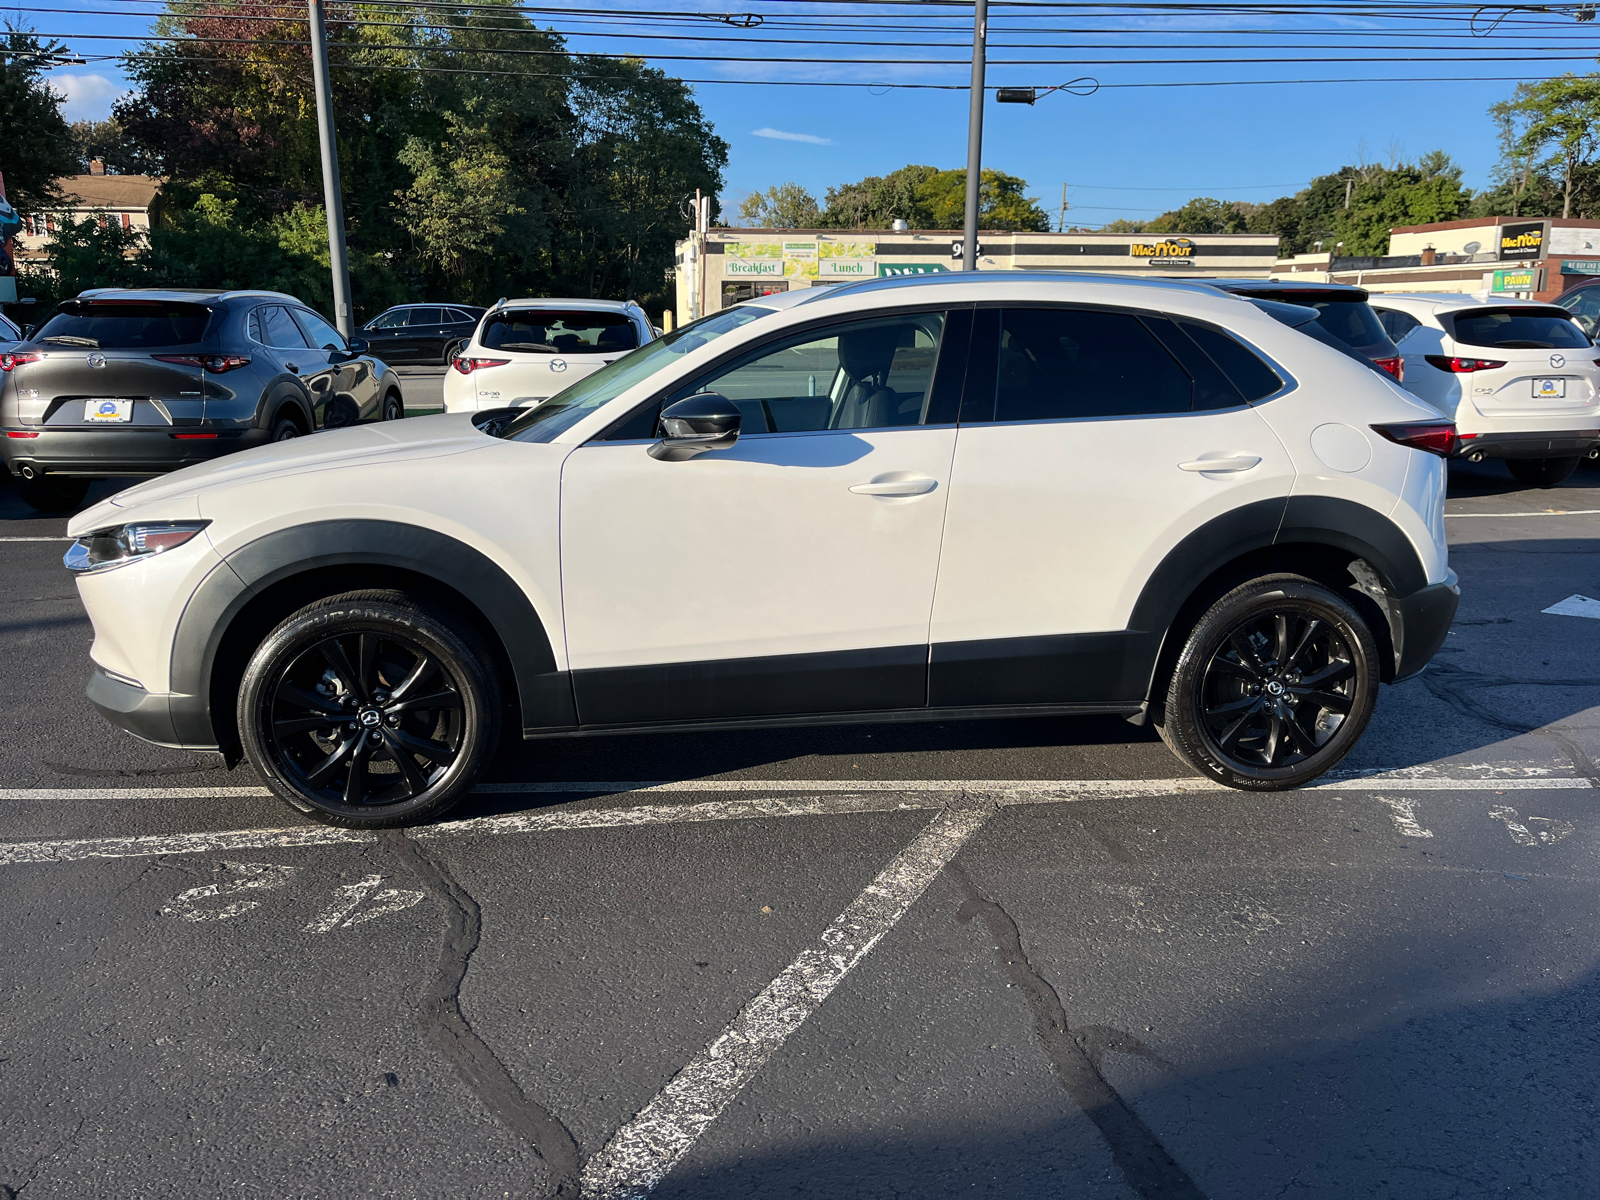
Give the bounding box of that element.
[988,308,1192,422]
[295,308,347,351]
[261,306,309,349]
[35,300,209,349]
[367,309,407,330]
[1451,307,1589,349]
[0,312,19,339]
[1178,322,1285,403]
[447,308,479,324]
[1300,298,1390,351]
[676,311,945,434]
[1375,309,1421,341]
[407,307,443,326]
[1558,287,1600,318]
[483,309,638,355]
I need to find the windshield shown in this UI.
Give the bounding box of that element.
[1451,307,1589,350]
[498,305,777,442]
[482,309,638,355]
[35,300,211,348]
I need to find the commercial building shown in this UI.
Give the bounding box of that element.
[1271,216,1600,301]
[674,227,1280,320]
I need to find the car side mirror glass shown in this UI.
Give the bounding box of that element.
[649,391,741,461]
[346,336,369,354]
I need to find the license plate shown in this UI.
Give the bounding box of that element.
[1532,378,1567,399]
[84,399,133,423]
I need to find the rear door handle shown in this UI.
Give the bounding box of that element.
[1179,455,1260,473]
[849,476,938,496]
[285,363,299,374]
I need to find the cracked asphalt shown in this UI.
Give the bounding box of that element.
[2,457,1598,1199]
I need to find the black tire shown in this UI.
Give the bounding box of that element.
[270,414,302,442]
[15,474,89,512]
[442,340,463,365]
[1506,456,1580,488]
[237,591,501,827]
[1154,575,1380,790]
[382,391,404,421]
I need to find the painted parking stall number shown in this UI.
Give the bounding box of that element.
[304,874,426,933]
[160,863,424,929]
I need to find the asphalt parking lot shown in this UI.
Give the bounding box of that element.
[2,455,1598,1199]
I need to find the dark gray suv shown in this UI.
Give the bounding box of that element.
[0,288,404,510]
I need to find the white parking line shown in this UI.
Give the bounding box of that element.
[0,536,73,542]
[577,805,992,1200]
[1446,510,1600,518]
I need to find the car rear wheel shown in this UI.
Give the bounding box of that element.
[238,591,501,828]
[382,391,403,421]
[15,474,89,512]
[1155,575,1380,790]
[443,340,463,364]
[1506,456,1580,488]
[271,415,302,442]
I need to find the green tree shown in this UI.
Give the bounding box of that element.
[1143,197,1250,235]
[69,118,142,175]
[1490,74,1600,218]
[0,28,78,209]
[737,183,822,227]
[395,113,524,279]
[801,164,1049,231]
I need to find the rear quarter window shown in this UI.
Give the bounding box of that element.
[35,300,211,348]
[1176,321,1285,403]
[1450,307,1589,350]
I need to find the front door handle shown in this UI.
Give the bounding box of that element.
[1179,455,1260,473]
[285,362,299,374]
[849,476,938,496]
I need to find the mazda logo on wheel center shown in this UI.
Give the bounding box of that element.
[358,708,381,727]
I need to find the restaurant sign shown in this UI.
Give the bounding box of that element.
[1498,222,1546,260]
[1130,238,1195,262]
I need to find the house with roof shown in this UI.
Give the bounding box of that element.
[12,160,162,267]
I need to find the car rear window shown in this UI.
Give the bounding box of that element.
[34,300,210,348]
[1296,298,1390,351]
[482,310,638,354]
[1450,306,1589,350]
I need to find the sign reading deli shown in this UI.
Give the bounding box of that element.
[1129,238,1195,263]
[1498,221,1546,260]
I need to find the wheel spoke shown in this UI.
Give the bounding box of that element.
[388,688,462,715]
[1300,659,1356,689]
[358,633,379,696]
[1227,632,1266,675]
[320,638,366,702]
[274,714,338,737]
[1295,688,1352,714]
[343,734,375,805]
[303,733,360,789]
[1204,695,1259,722]
[1208,657,1261,683]
[380,729,432,796]
[1281,709,1321,756]
[277,682,342,716]
[1263,711,1284,765]
[1286,618,1323,670]
[1216,701,1262,752]
[388,727,454,764]
[1271,613,1290,667]
[388,652,437,703]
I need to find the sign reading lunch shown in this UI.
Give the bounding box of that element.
[1498,222,1545,260]
[1130,238,1195,263]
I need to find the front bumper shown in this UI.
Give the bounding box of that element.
[1454,429,1600,461]
[1393,579,1460,682]
[87,665,220,751]
[3,427,266,477]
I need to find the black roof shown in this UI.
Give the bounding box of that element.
[1196,278,1371,301]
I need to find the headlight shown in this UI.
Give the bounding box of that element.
[64,521,211,573]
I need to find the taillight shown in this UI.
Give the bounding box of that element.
[153,354,251,374]
[1374,355,1404,382]
[1372,421,1456,457]
[0,352,41,371]
[1425,355,1506,373]
[452,357,510,375]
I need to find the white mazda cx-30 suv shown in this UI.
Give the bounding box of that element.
[441,297,655,414]
[65,273,1458,827]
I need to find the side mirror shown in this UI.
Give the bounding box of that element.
[649,392,741,461]
[346,336,369,354]
[20,325,34,340]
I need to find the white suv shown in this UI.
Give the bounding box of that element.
[64,273,1458,827]
[1370,293,1600,487]
[442,297,654,414]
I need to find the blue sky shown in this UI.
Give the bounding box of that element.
[15,1,1598,226]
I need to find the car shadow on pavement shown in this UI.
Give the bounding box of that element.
[1448,453,1600,498]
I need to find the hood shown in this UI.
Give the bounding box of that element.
[69,413,490,535]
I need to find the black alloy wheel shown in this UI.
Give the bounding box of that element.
[1157,576,1380,789]
[239,592,500,827]
[383,392,404,421]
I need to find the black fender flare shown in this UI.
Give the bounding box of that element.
[1126,494,1431,698]
[256,377,315,433]
[166,519,576,748]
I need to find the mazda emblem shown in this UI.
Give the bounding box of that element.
[1550,353,1566,369]
[88,352,106,369]
[550,358,567,373]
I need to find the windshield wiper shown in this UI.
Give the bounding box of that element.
[42,335,100,347]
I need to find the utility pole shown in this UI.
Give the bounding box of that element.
[1058,182,1069,233]
[1343,176,1354,211]
[308,0,354,337]
[961,0,987,272]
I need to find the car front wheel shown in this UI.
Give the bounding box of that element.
[238,591,501,827]
[15,474,89,512]
[1506,456,1580,488]
[1156,575,1380,790]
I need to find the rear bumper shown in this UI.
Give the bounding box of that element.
[2,427,266,477]
[1393,579,1460,682]
[86,665,219,751]
[1454,429,1600,461]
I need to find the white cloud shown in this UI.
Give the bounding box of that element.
[52,74,130,122]
[751,127,832,145]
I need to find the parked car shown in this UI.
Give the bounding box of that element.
[0,288,406,510]
[1553,278,1600,338]
[1366,293,1600,487]
[64,272,1457,827]
[1197,280,1403,381]
[0,311,25,347]
[442,298,655,414]
[360,303,486,365]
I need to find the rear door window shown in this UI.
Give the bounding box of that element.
[483,310,639,355]
[1450,307,1589,349]
[406,307,444,326]
[34,300,210,348]
[261,306,310,350]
